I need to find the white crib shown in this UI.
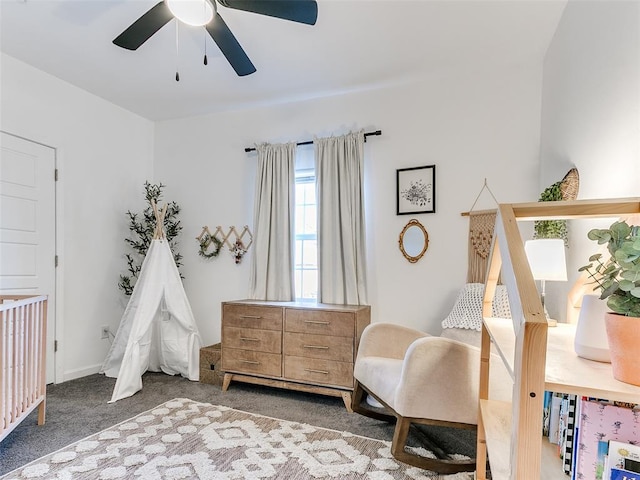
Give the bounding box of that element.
[1,295,48,442]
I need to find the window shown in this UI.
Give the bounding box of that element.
[294,146,318,301]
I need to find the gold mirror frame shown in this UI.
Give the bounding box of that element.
[399,219,429,263]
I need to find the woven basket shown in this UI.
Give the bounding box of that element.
[560,168,580,200]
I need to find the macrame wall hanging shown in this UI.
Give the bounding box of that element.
[462,179,499,283]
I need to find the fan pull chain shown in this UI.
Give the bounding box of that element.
[203,1,209,65]
[175,21,180,82]
[203,30,208,65]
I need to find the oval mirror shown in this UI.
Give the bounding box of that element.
[399,219,429,263]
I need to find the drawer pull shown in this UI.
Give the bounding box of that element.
[304,320,330,325]
[240,337,260,342]
[305,368,329,375]
[240,315,262,319]
[240,360,260,365]
[304,345,329,350]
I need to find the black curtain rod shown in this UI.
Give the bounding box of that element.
[244,130,382,153]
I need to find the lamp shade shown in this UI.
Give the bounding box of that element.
[524,239,567,282]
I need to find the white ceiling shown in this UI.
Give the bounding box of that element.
[0,0,567,121]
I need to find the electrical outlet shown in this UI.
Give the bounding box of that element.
[101,326,110,339]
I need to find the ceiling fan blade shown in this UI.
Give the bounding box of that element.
[205,13,256,76]
[113,1,174,50]
[217,0,317,26]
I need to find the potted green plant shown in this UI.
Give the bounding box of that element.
[578,220,640,385]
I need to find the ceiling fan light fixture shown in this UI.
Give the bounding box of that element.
[166,0,214,27]
[114,0,317,76]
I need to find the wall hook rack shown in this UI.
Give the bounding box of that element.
[196,225,253,263]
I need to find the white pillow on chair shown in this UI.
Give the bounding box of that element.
[441,283,511,332]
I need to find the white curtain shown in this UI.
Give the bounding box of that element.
[315,131,368,305]
[248,142,296,301]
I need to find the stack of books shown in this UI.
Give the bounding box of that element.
[542,392,639,479]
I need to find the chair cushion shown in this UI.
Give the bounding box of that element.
[353,356,403,408]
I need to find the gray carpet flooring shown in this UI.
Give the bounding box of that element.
[0,372,476,476]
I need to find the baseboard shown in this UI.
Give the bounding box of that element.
[63,363,102,382]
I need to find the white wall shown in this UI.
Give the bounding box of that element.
[0,53,155,381]
[155,65,543,344]
[540,0,640,320]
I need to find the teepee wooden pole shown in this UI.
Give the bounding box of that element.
[151,201,168,240]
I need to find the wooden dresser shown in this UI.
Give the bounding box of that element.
[221,300,371,410]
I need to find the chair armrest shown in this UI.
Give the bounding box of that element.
[357,323,429,360]
[394,336,482,423]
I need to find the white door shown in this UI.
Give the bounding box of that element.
[0,132,56,383]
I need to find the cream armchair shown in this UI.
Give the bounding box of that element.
[352,323,512,474]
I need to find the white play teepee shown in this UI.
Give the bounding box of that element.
[101,201,202,403]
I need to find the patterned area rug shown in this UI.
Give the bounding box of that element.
[2,398,473,479]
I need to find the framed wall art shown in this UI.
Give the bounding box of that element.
[396,165,436,215]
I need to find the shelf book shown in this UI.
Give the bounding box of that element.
[543,390,553,437]
[604,440,640,480]
[573,398,640,480]
[609,469,640,480]
[543,391,578,477]
[562,394,577,476]
[549,392,563,444]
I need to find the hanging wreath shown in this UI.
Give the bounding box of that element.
[198,232,223,259]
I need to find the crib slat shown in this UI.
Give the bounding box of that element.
[27,302,35,404]
[37,299,47,425]
[1,307,6,431]
[12,306,19,424]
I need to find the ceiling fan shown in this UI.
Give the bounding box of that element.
[113,0,318,77]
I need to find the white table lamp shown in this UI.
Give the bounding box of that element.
[525,239,568,316]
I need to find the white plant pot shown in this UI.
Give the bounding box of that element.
[574,294,611,363]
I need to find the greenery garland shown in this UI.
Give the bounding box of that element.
[198,233,223,259]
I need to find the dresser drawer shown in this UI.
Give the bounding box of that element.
[222,348,282,377]
[223,304,282,331]
[284,355,353,388]
[283,332,353,362]
[223,326,282,354]
[285,309,354,337]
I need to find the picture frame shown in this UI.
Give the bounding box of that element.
[396,165,436,215]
